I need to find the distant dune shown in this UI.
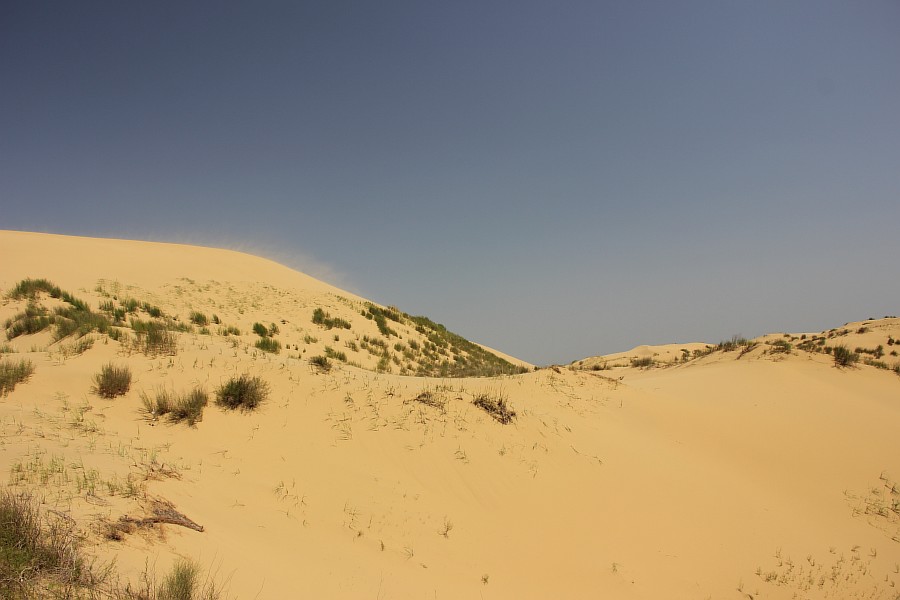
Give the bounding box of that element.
[1,231,898,599]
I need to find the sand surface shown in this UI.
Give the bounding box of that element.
[1,230,899,599]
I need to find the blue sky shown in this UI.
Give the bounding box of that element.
[2,1,899,364]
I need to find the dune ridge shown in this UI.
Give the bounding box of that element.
[1,231,898,599]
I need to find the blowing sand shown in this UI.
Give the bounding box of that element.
[1,230,898,599]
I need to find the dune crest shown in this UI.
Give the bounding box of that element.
[1,231,898,599]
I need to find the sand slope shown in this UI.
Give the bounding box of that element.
[1,231,898,599]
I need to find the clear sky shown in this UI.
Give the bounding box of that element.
[2,1,899,365]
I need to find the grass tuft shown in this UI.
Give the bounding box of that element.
[215,375,268,411]
[833,344,859,368]
[94,363,132,398]
[309,355,332,372]
[0,488,98,598]
[0,359,34,396]
[141,388,208,426]
[254,337,281,354]
[473,390,516,424]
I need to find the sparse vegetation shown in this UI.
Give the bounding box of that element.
[324,346,347,362]
[312,308,351,330]
[130,319,179,356]
[833,345,859,368]
[473,390,516,424]
[630,357,653,368]
[770,339,792,354]
[255,337,281,354]
[141,387,208,426]
[0,359,34,396]
[252,322,269,337]
[0,488,99,599]
[127,558,225,600]
[309,355,332,372]
[93,363,132,398]
[410,389,447,411]
[215,374,268,411]
[189,311,209,326]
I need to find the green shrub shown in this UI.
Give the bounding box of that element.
[0,359,34,396]
[130,319,179,355]
[312,308,351,330]
[833,345,859,367]
[770,339,792,354]
[309,355,332,372]
[141,388,176,419]
[630,357,653,368]
[255,337,281,354]
[121,298,140,314]
[94,363,132,398]
[189,311,209,326]
[324,346,347,362]
[0,488,94,599]
[142,302,163,318]
[215,374,268,411]
[143,387,208,426]
[252,322,269,337]
[171,388,208,425]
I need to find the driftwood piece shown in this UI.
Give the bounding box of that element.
[120,498,204,532]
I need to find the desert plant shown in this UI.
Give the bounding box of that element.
[0,359,34,396]
[255,337,281,354]
[770,339,792,354]
[94,363,132,398]
[0,488,96,598]
[141,388,176,419]
[170,389,208,425]
[833,345,859,367]
[215,374,268,411]
[252,322,269,337]
[130,320,178,355]
[312,308,351,330]
[309,355,332,372]
[630,357,653,368]
[141,387,207,425]
[123,557,225,600]
[189,311,209,326]
[324,346,347,362]
[473,390,516,424]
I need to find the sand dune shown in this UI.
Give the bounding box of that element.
[1,231,898,599]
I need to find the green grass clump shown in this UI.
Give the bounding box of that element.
[93,363,132,398]
[130,319,178,355]
[189,311,209,326]
[312,308,351,330]
[4,301,56,339]
[309,355,332,372]
[324,346,347,362]
[833,345,859,368]
[142,387,208,426]
[252,322,269,337]
[770,339,792,354]
[255,337,281,354]
[364,304,399,337]
[126,558,225,600]
[0,359,34,396]
[0,488,95,599]
[215,374,268,411]
[472,390,516,424]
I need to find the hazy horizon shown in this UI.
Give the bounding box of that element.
[3,1,899,364]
